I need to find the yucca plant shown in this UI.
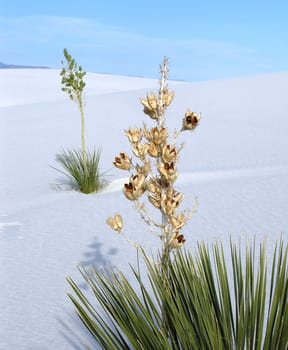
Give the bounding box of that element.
[55,48,103,193]
[67,58,287,348]
[105,56,200,334]
[55,148,103,194]
[67,239,288,349]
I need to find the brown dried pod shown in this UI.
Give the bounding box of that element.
[169,232,186,248]
[132,143,149,159]
[158,161,178,183]
[125,127,143,143]
[143,126,152,141]
[162,89,174,107]
[140,98,158,119]
[170,212,186,229]
[135,160,151,177]
[151,126,168,145]
[123,182,136,200]
[182,108,201,130]
[162,144,178,162]
[122,172,146,200]
[147,142,160,158]
[160,190,183,216]
[147,92,158,110]
[130,173,146,190]
[148,194,161,209]
[171,190,184,204]
[123,181,145,200]
[106,213,123,232]
[146,178,161,195]
[113,152,131,170]
[161,197,176,216]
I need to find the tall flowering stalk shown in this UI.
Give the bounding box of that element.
[107,57,201,268]
[60,48,87,174]
[56,49,103,194]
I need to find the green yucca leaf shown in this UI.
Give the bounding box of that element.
[68,239,288,349]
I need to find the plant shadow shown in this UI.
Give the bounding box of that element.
[78,236,118,290]
[50,174,79,192]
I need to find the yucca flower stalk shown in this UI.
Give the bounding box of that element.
[107,57,201,334]
[108,57,201,269]
[56,49,104,194]
[60,48,88,174]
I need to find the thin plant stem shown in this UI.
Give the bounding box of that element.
[78,96,88,174]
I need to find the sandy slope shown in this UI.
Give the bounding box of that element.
[0,69,287,349]
[0,69,186,107]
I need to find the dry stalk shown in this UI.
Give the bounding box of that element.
[107,57,201,265]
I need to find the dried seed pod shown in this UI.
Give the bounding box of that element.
[151,126,168,145]
[147,142,160,157]
[143,126,152,142]
[182,108,201,130]
[162,89,174,107]
[148,194,161,209]
[147,93,158,110]
[130,173,146,190]
[162,198,181,216]
[140,97,158,119]
[132,143,149,159]
[146,178,162,209]
[160,190,183,216]
[162,144,178,162]
[113,152,131,170]
[146,178,161,195]
[169,232,186,248]
[123,182,136,200]
[161,199,176,216]
[135,160,150,177]
[170,212,186,229]
[171,190,184,204]
[106,213,123,232]
[125,127,143,143]
[158,161,178,183]
[123,173,146,200]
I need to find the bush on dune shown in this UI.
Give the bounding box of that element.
[67,58,288,349]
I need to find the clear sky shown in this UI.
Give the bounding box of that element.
[0,0,287,81]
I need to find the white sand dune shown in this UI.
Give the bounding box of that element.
[0,69,185,107]
[104,164,288,193]
[0,69,287,349]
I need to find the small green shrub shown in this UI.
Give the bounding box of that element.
[55,148,103,194]
[67,239,288,349]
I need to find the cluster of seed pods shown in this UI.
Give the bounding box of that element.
[107,57,201,253]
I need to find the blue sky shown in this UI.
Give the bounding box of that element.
[0,0,287,81]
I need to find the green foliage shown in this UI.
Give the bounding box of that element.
[55,148,103,194]
[67,239,288,349]
[60,48,86,102]
[67,261,171,350]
